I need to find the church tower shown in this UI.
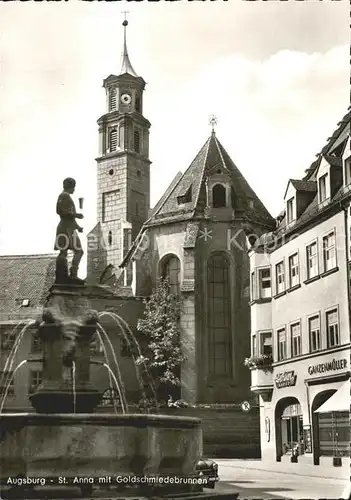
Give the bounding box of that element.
[93,19,151,284]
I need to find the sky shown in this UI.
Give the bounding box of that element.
[0,0,349,275]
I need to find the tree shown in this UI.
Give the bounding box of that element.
[136,277,185,402]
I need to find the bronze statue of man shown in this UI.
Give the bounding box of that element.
[54,178,84,284]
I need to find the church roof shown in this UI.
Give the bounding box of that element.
[0,254,56,321]
[146,131,274,227]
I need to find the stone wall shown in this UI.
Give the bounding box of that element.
[163,406,261,458]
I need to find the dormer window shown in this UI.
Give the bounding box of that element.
[318,174,327,202]
[108,127,118,152]
[212,184,226,208]
[109,88,117,112]
[177,185,192,205]
[286,197,294,223]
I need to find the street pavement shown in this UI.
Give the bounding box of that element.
[212,459,349,499]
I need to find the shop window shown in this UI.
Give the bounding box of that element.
[212,184,226,208]
[323,231,336,272]
[291,322,301,357]
[258,268,271,298]
[280,403,304,456]
[275,261,285,294]
[207,253,232,378]
[326,309,339,348]
[306,241,318,279]
[162,255,181,296]
[288,253,299,288]
[277,328,286,361]
[308,315,321,352]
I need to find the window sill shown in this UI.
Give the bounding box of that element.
[287,284,301,293]
[304,275,320,285]
[274,291,286,300]
[249,298,272,305]
[321,267,339,278]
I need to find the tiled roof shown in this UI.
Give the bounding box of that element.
[147,132,273,226]
[290,180,317,192]
[304,109,350,181]
[0,254,56,321]
[273,107,350,239]
[323,154,342,167]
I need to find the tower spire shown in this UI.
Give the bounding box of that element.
[120,13,138,77]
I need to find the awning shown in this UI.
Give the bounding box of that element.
[314,381,350,413]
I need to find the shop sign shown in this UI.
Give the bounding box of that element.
[308,358,347,376]
[274,371,297,389]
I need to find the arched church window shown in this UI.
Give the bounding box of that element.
[108,231,112,246]
[162,255,181,295]
[207,253,232,378]
[108,127,118,152]
[212,184,226,208]
[109,88,117,112]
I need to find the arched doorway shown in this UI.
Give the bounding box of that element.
[275,397,303,461]
[311,389,336,465]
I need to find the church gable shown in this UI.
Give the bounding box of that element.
[147,132,274,229]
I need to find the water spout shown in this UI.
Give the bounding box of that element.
[96,327,127,413]
[98,312,158,411]
[72,361,76,414]
[0,321,34,390]
[103,363,126,414]
[0,359,27,414]
[89,360,126,414]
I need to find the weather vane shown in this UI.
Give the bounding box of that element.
[209,115,218,133]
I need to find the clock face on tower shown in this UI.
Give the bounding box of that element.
[120,93,132,105]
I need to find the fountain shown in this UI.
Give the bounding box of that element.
[0,179,235,499]
[0,285,205,499]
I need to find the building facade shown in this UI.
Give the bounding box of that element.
[249,109,351,468]
[86,21,275,407]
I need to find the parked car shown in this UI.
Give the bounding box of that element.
[196,458,219,489]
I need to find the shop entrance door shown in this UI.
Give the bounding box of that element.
[282,415,304,454]
[281,403,304,455]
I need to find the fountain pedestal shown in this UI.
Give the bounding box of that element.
[29,285,102,413]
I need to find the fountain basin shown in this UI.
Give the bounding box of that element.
[0,413,202,494]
